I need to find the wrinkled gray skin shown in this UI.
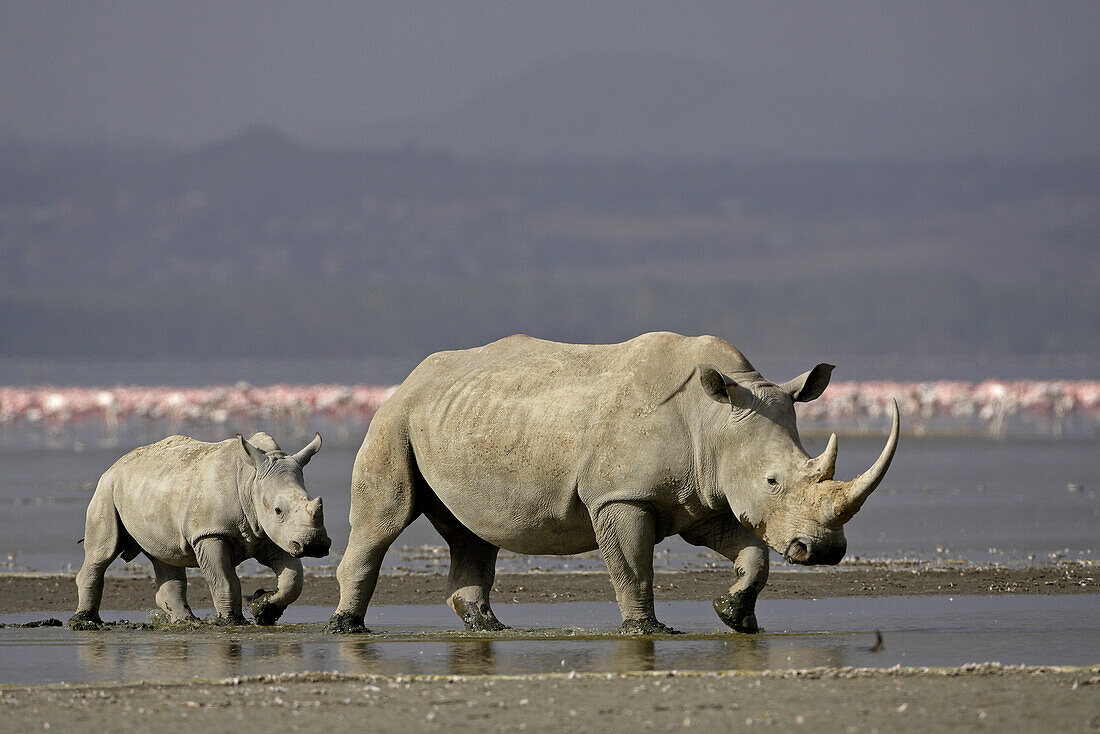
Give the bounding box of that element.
[328,332,899,635]
[71,432,330,629]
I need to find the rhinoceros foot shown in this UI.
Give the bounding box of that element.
[249,589,284,626]
[325,612,370,634]
[212,612,249,626]
[620,617,681,635]
[713,588,759,633]
[69,611,104,631]
[450,596,509,632]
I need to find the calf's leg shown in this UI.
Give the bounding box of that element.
[151,557,197,622]
[193,536,246,625]
[681,516,769,632]
[71,486,122,629]
[250,544,304,625]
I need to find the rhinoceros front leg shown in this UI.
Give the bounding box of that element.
[151,558,197,622]
[591,501,678,635]
[249,544,304,625]
[681,515,769,633]
[193,536,247,625]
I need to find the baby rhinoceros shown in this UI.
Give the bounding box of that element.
[70,432,331,629]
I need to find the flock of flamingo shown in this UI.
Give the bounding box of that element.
[0,380,1097,447]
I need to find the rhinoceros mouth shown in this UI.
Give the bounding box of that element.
[783,536,846,565]
[288,537,331,558]
[783,538,811,564]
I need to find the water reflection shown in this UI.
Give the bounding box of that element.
[3,596,1098,685]
[611,637,655,671]
[448,640,495,675]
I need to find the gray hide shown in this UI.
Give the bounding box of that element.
[71,431,329,628]
[328,332,898,634]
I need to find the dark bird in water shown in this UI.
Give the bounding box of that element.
[866,630,885,653]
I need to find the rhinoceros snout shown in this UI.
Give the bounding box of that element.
[784,537,846,566]
[289,532,331,558]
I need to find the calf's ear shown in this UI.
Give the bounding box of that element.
[237,434,268,467]
[698,365,754,409]
[780,363,835,403]
[292,432,322,467]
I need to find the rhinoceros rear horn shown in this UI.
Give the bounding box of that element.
[238,433,268,467]
[813,432,838,480]
[834,399,900,523]
[292,432,322,467]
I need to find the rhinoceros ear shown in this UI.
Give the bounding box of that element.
[237,433,268,467]
[780,363,835,403]
[698,365,754,408]
[292,432,322,467]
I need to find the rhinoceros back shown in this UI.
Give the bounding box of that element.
[102,436,252,566]
[387,332,752,553]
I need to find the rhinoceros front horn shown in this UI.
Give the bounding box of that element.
[834,399,900,523]
[292,432,322,467]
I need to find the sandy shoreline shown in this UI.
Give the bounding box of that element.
[2,562,1096,615]
[3,564,1097,731]
[3,666,1098,732]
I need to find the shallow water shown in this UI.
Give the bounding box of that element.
[2,595,1097,685]
[2,436,1096,574]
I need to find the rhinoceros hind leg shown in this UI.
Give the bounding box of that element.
[333,422,420,626]
[151,558,197,623]
[73,486,124,626]
[447,593,508,632]
[427,507,509,632]
[325,611,370,634]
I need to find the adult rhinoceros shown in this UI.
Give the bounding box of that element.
[71,432,331,629]
[327,333,898,634]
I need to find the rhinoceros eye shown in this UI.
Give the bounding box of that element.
[274,506,283,516]
[766,473,779,487]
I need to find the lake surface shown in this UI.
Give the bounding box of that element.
[4,353,1098,387]
[2,436,1096,574]
[1,595,1097,685]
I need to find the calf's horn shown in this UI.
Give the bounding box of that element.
[834,399,900,523]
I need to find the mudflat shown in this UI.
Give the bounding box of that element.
[3,564,1097,732]
[2,562,1096,614]
[3,666,1098,732]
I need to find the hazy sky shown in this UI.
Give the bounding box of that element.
[2,1,1098,145]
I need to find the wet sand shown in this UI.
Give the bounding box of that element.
[2,562,1096,614]
[3,564,1097,732]
[3,666,1098,732]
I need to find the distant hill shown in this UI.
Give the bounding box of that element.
[0,127,1097,361]
[322,53,1100,161]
